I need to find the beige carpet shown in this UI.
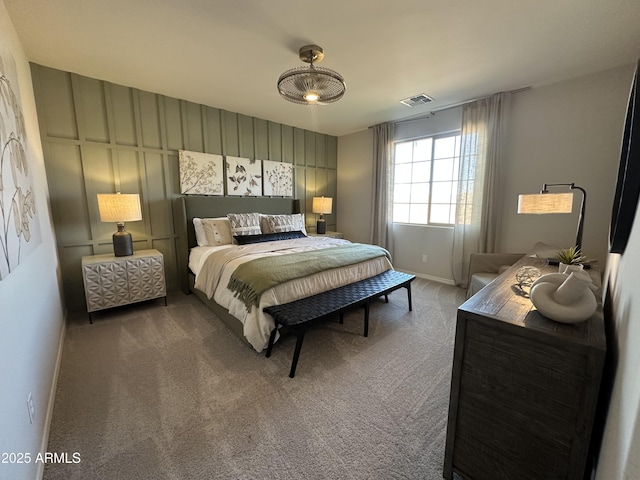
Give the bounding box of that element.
[44,278,465,480]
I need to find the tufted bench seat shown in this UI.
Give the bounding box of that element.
[263,270,415,378]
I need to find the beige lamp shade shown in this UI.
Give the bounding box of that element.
[517,192,573,214]
[97,193,142,223]
[312,196,333,215]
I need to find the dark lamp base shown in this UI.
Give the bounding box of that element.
[113,228,134,257]
[316,219,326,235]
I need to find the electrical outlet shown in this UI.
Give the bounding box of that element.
[422,254,428,263]
[27,393,35,424]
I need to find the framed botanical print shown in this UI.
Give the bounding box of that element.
[179,150,224,195]
[226,156,262,196]
[263,160,293,197]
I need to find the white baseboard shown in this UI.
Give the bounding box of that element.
[397,269,457,286]
[36,309,67,480]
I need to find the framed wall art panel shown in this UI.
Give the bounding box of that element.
[226,156,262,196]
[178,150,224,195]
[263,160,293,197]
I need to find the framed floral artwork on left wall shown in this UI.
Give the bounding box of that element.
[0,52,41,280]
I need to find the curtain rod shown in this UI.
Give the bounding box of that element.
[370,86,531,129]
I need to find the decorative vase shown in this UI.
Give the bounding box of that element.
[530,271,597,324]
[558,262,584,274]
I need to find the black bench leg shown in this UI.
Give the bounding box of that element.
[289,330,305,378]
[266,324,278,358]
[339,312,344,324]
[363,304,370,337]
[406,284,413,311]
[384,294,389,303]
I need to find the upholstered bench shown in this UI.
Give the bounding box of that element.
[263,270,415,378]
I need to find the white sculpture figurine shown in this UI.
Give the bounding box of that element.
[530,270,597,324]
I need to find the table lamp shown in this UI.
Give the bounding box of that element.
[97,193,142,256]
[517,183,586,252]
[312,196,333,234]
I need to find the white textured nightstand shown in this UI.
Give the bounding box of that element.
[308,231,344,239]
[82,249,167,322]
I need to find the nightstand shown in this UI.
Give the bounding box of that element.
[308,231,344,239]
[82,249,167,322]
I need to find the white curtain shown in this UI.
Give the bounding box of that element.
[452,92,511,286]
[370,122,395,254]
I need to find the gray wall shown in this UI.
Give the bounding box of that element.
[499,64,634,265]
[338,66,633,281]
[30,64,338,310]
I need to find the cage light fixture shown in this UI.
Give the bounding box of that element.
[277,45,346,105]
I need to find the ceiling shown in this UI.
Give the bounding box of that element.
[5,0,640,137]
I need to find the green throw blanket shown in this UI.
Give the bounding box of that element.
[227,244,391,310]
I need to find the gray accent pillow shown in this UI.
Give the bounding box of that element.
[227,212,261,236]
[262,213,307,235]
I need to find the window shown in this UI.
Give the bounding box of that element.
[392,132,461,225]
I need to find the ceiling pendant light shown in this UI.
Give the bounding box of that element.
[277,45,346,105]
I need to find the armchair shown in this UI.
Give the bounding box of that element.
[466,252,524,299]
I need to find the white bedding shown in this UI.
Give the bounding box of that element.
[191,237,392,352]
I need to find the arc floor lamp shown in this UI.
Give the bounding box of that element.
[517,183,587,252]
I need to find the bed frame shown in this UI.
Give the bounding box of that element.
[174,196,299,346]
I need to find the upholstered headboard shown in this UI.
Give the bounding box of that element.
[174,196,299,293]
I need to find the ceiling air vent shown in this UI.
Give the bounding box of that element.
[400,93,434,107]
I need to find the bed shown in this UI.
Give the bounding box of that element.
[175,196,392,352]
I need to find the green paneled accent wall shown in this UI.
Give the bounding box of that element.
[30,64,338,311]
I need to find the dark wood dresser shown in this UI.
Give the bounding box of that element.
[444,255,606,480]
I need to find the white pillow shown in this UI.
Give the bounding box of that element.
[193,217,233,246]
[227,212,261,236]
[262,213,307,235]
[193,218,207,246]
